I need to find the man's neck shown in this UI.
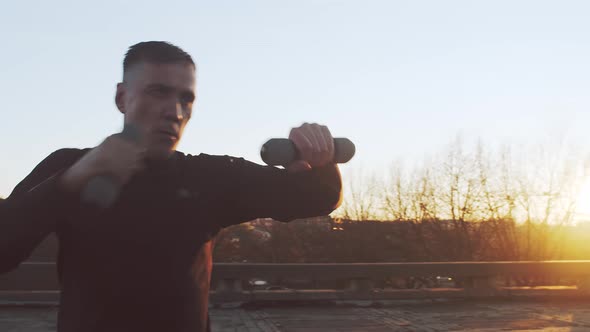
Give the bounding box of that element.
[145,151,179,171]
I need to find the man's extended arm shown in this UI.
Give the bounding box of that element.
[211,123,344,225]
[229,159,342,223]
[0,149,79,274]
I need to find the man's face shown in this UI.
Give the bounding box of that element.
[116,61,196,160]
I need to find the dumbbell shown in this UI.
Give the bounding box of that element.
[261,138,355,166]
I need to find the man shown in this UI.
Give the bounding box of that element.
[0,41,342,332]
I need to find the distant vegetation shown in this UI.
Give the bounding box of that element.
[215,137,590,263]
[214,217,590,263]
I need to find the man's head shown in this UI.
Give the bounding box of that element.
[115,41,196,160]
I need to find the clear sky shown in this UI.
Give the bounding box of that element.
[1,0,589,196]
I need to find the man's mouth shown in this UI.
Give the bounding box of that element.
[156,129,179,140]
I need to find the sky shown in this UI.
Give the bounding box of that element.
[1,0,589,197]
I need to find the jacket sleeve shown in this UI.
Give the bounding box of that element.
[213,156,342,225]
[0,149,80,274]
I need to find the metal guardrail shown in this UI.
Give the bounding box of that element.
[2,261,590,305]
[3,235,590,303]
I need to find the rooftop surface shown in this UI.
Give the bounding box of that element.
[2,299,590,331]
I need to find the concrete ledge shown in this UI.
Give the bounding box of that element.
[0,291,59,306]
[4,261,590,306]
[210,286,590,304]
[3,287,590,308]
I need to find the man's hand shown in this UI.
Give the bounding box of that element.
[286,123,335,173]
[59,133,146,194]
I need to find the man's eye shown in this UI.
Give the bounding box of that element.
[150,89,167,96]
[180,93,194,104]
[146,87,171,98]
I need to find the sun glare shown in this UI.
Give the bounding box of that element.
[575,177,590,223]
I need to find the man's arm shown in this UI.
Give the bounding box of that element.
[206,123,342,226]
[226,158,342,223]
[232,123,343,223]
[0,149,81,274]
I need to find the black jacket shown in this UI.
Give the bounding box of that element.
[0,148,342,332]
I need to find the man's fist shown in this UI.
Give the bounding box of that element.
[287,123,335,172]
[59,133,146,194]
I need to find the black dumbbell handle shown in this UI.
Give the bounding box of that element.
[260,138,355,166]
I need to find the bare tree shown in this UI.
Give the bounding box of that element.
[337,169,382,221]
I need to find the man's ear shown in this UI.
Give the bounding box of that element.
[115,83,126,114]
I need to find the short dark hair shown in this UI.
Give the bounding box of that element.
[123,41,195,77]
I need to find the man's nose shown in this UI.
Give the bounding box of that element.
[163,101,184,121]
